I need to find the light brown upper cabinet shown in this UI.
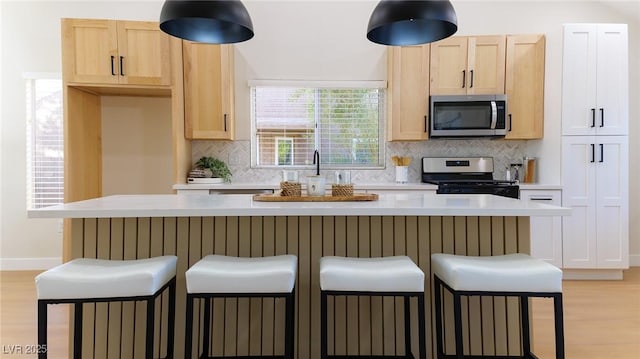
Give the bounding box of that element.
[387,45,430,141]
[505,34,545,139]
[430,35,506,95]
[183,42,235,140]
[62,19,171,86]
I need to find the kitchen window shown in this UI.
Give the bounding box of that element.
[250,81,385,168]
[25,74,63,209]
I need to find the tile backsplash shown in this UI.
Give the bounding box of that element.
[191,139,526,183]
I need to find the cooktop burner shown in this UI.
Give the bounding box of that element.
[421,157,520,199]
[425,179,517,186]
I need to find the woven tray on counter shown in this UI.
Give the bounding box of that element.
[253,192,378,202]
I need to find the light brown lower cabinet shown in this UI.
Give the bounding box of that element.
[67,215,530,359]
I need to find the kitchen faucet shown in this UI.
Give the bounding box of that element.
[313,150,320,176]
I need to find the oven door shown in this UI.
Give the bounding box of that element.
[429,95,507,137]
[436,183,520,199]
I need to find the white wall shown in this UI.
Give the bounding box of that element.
[1,0,638,268]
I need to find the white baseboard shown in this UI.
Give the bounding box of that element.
[562,269,624,280]
[629,254,640,267]
[0,257,61,271]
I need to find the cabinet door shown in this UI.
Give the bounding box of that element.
[183,42,235,140]
[430,36,505,95]
[116,21,172,86]
[595,24,628,136]
[561,24,597,135]
[467,35,505,94]
[429,36,468,95]
[387,46,429,140]
[562,136,597,268]
[521,189,562,267]
[595,136,628,268]
[61,19,119,84]
[505,35,545,139]
[562,24,628,136]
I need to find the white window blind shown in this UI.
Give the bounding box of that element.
[26,77,63,209]
[251,85,384,168]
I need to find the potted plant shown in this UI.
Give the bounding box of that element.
[195,156,232,182]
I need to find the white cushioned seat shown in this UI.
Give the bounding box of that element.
[35,255,177,300]
[431,253,562,293]
[186,254,297,294]
[320,256,424,292]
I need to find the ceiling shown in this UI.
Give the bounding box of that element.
[597,1,640,22]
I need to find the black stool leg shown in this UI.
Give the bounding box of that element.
[554,294,565,359]
[167,279,176,359]
[202,297,212,358]
[37,300,47,359]
[452,292,464,359]
[185,294,195,359]
[73,303,83,359]
[404,296,411,357]
[146,297,156,359]
[434,277,444,359]
[321,291,328,359]
[417,293,426,359]
[285,289,295,359]
[520,295,532,357]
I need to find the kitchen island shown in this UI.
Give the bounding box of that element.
[29,193,569,359]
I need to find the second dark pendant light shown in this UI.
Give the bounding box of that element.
[367,0,458,46]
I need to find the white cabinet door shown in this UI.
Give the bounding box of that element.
[562,24,597,136]
[521,190,562,268]
[595,25,628,136]
[562,136,597,268]
[561,136,628,269]
[595,136,629,268]
[561,24,628,136]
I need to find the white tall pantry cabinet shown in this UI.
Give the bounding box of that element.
[561,24,629,277]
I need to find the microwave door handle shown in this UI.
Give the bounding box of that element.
[490,101,498,129]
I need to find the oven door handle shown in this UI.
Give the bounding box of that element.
[490,101,498,129]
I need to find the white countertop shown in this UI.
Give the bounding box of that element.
[173,182,561,191]
[173,182,439,191]
[28,193,570,219]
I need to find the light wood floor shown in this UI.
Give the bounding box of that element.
[1,268,639,359]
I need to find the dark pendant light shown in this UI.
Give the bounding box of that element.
[159,0,254,44]
[367,0,458,46]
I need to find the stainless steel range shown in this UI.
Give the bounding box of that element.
[421,157,520,199]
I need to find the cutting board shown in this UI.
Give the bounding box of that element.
[253,193,378,202]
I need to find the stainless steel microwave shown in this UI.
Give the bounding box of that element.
[429,95,508,138]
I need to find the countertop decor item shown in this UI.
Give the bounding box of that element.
[253,193,378,202]
[194,156,232,182]
[280,182,302,197]
[159,0,254,44]
[391,156,412,166]
[367,0,458,46]
[331,184,354,197]
[306,175,326,197]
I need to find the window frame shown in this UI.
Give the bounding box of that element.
[249,80,386,170]
[24,72,63,210]
[275,137,294,166]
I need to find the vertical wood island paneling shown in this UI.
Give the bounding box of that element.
[69,215,530,359]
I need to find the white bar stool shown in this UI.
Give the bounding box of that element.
[319,256,426,359]
[35,255,178,359]
[431,253,564,359]
[184,254,297,359]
